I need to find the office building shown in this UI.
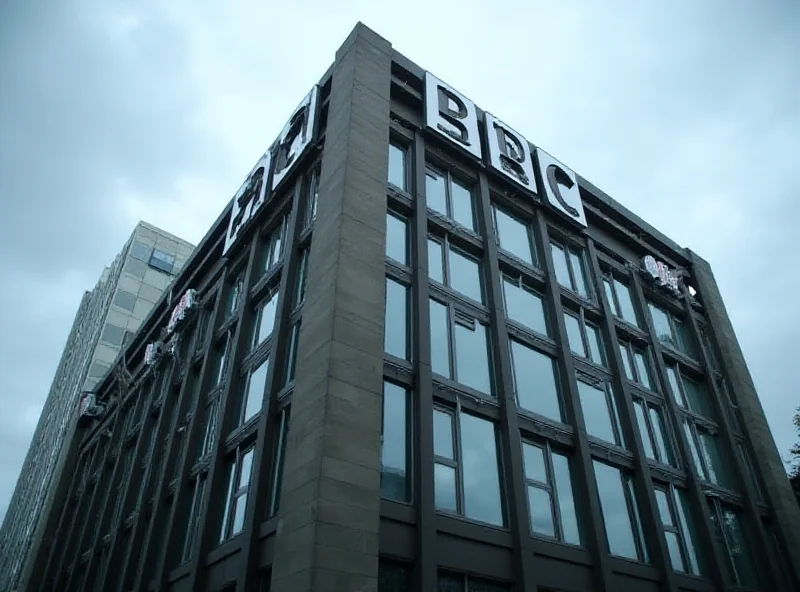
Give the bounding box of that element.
[23,23,800,592]
[0,222,194,592]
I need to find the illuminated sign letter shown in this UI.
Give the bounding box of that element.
[224,150,272,255]
[535,148,587,228]
[272,85,319,191]
[424,72,482,160]
[485,113,537,193]
[643,255,680,294]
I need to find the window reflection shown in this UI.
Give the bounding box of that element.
[381,382,410,502]
[386,213,407,265]
[455,320,491,394]
[502,278,547,335]
[429,299,451,378]
[385,279,409,360]
[389,143,407,190]
[510,340,561,421]
[577,381,620,446]
[493,205,534,265]
[459,413,503,526]
[593,461,646,561]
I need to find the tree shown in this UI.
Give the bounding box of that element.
[790,408,800,506]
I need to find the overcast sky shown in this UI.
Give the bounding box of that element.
[1,0,798,523]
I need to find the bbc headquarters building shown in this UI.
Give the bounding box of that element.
[22,23,800,592]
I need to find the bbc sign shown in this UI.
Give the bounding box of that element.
[224,70,588,255]
[424,72,587,229]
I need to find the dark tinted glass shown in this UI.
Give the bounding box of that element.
[381,383,409,502]
[460,413,503,526]
[503,279,547,335]
[494,206,533,265]
[454,321,491,394]
[593,461,638,559]
[388,143,407,190]
[386,213,407,264]
[511,341,560,421]
[385,279,408,360]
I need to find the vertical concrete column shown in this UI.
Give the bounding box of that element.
[270,23,392,592]
[689,250,800,587]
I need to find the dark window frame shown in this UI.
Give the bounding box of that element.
[424,162,478,234]
[491,202,538,268]
[380,380,413,504]
[427,232,485,306]
[219,444,256,543]
[618,338,656,391]
[388,138,410,193]
[549,238,591,299]
[563,307,605,367]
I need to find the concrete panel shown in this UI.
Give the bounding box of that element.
[132,298,155,321]
[142,267,169,290]
[93,343,119,365]
[138,282,164,304]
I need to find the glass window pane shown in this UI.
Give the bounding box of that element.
[382,383,409,502]
[578,381,616,444]
[586,324,605,365]
[552,454,581,545]
[502,279,547,335]
[675,489,702,575]
[219,467,236,541]
[619,344,633,380]
[433,410,454,459]
[665,531,685,572]
[428,239,444,284]
[510,341,561,421]
[455,321,491,394]
[722,507,760,587]
[494,207,533,265]
[253,292,278,348]
[551,243,570,288]
[603,280,617,316]
[649,406,674,466]
[614,279,638,325]
[244,359,269,423]
[683,376,712,418]
[460,413,503,526]
[522,443,547,483]
[634,401,655,459]
[426,169,447,217]
[684,422,706,480]
[450,178,475,231]
[379,560,412,592]
[231,493,247,535]
[434,463,458,513]
[569,250,588,296]
[528,486,555,537]
[437,574,462,592]
[649,303,675,349]
[654,489,673,525]
[699,431,731,488]
[385,279,408,360]
[429,299,451,378]
[674,318,697,358]
[667,366,686,407]
[239,449,254,488]
[593,461,639,560]
[563,313,586,357]
[633,350,651,389]
[386,214,407,264]
[389,143,406,190]
[449,249,483,303]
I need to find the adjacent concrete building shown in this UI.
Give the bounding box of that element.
[0,222,194,592]
[20,23,800,592]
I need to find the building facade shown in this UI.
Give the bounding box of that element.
[0,222,194,592]
[22,23,800,592]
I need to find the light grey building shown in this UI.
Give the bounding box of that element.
[0,221,194,592]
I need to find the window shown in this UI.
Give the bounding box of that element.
[492,204,536,266]
[181,475,207,561]
[563,311,605,365]
[618,340,654,390]
[295,249,309,307]
[113,289,137,312]
[102,323,126,346]
[237,358,269,427]
[654,486,702,574]
[632,399,675,466]
[437,573,511,592]
[130,241,152,262]
[521,442,580,544]
[268,409,290,516]
[577,379,623,447]
[648,303,696,358]
[195,304,213,352]
[388,142,407,191]
[252,289,279,349]
[550,242,589,297]
[593,461,648,562]
[428,237,483,303]
[501,276,547,335]
[304,166,320,227]
[603,275,638,326]
[683,421,733,488]
[226,274,244,319]
[509,340,561,421]
[429,299,492,395]
[385,278,410,360]
[708,501,759,588]
[149,248,175,274]
[219,447,255,542]
[200,397,220,458]
[386,212,408,265]
[210,333,232,388]
[379,560,412,592]
[284,323,300,386]
[433,408,504,526]
[666,366,713,419]
[381,382,411,502]
[260,217,287,275]
[426,166,476,231]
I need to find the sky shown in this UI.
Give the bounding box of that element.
[0,0,798,524]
